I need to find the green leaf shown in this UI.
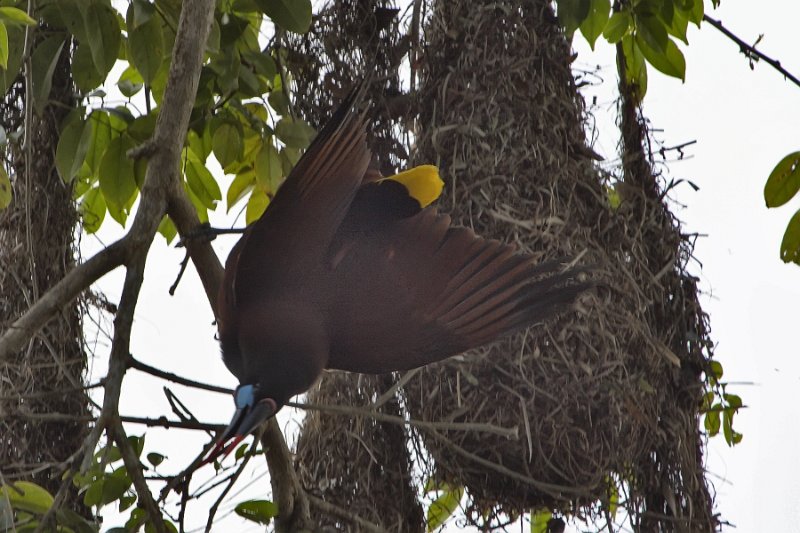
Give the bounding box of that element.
[118,494,136,512]
[185,156,221,209]
[704,406,720,436]
[780,208,800,264]
[127,112,158,143]
[764,151,800,208]
[147,452,166,467]
[426,485,463,531]
[0,164,11,209]
[157,215,177,244]
[101,467,132,506]
[530,509,551,533]
[243,49,276,81]
[234,499,278,525]
[688,0,704,26]
[72,41,104,92]
[664,5,689,44]
[255,0,312,33]
[620,34,647,101]
[0,7,36,26]
[579,0,610,50]
[0,22,8,70]
[245,188,269,224]
[82,1,121,76]
[268,89,290,116]
[0,22,23,94]
[0,482,54,515]
[30,34,66,116]
[118,65,144,97]
[128,435,145,458]
[125,507,147,531]
[227,169,255,212]
[99,136,137,208]
[127,5,163,84]
[56,109,94,182]
[187,127,212,161]
[55,507,98,533]
[86,111,112,174]
[603,10,631,43]
[275,117,315,149]
[185,182,209,223]
[234,443,249,460]
[557,0,590,37]
[213,122,244,170]
[129,0,155,29]
[635,32,685,80]
[725,393,743,410]
[80,186,106,233]
[635,12,668,53]
[709,360,723,381]
[255,143,282,194]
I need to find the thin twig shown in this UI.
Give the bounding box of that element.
[286,401,519,439]
[203,440,257,532]
[703,15,800,88]
[425,428,594,500]
[128,355,232,394]
[169,250,191,296]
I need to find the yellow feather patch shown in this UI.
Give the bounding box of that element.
[383,165,443,208]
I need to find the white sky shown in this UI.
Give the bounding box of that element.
[80,1,800,531]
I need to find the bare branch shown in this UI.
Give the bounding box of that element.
[110,420,167,531]
[703,15,800,89]
[261,418,312,532]
[128,355,232,394]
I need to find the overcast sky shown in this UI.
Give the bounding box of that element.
[82,1,800,531]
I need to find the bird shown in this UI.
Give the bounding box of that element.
[203,84,588,464]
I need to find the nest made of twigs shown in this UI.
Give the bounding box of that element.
[288,0,717,530]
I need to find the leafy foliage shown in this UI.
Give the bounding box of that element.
[556,0,723,100]
[0,0,316,249]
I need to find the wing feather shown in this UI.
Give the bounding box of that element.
[325,206,587,373]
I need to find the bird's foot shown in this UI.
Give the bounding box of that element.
[176,223,245,248]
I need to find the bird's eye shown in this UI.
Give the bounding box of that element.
[234,384,256,408]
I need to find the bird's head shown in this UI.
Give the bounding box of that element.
[202,382,281,465]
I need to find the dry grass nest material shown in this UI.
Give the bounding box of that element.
[290,0,716,530]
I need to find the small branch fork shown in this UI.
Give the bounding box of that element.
[703,15,800,89]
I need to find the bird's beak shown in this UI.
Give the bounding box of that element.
[201,399,277,465]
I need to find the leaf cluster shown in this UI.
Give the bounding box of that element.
[0,0,316,242]
[557,0,720,101]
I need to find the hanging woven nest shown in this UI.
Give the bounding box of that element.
[287,0,717,530]
[402,0,715,528]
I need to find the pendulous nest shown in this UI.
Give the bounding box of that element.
[288,0,717,530]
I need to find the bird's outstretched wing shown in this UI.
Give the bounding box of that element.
[230,84,371,309]
[324,200,587,373]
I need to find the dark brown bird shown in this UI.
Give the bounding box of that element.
[204,86,587,462]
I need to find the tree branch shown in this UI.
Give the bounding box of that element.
[261,418,311,532]
[703,15,800,89]
[128,355,232,394]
